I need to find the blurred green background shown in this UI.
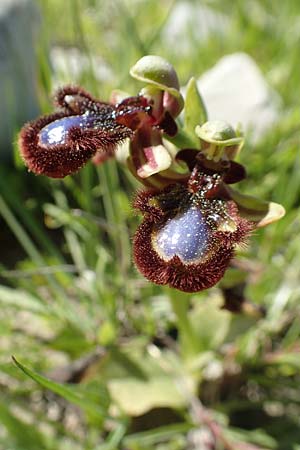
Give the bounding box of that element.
[1,0,300,449]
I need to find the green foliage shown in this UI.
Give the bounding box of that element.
[184,77,208,137]
[1,0,300,449]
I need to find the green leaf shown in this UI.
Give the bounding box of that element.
[184,77,207,135]
[44,203,89,238]
[107,350,188,415]
[0,285,48,314]
[124,423,193,448]
[225,426,277,449]
[13,357,107,422]
[95,423,127,450]
[108,377,185,416]
[98,320,118,346]
[0,400,49,450]
[109,347,149,381]
[50,325,93,357]
[265,352,300,370]
[219,267,248,289]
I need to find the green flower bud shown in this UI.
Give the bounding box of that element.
[195,120,244,162]
[130,55,180,96]
[130,56,184,118]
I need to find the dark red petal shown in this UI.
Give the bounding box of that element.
[223,161,247,184]
[115,96,153,130]
[158,112,178,137]
[177,151,247,185]
[176,148,198,170]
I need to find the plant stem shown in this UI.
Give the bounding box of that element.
[169,292,199,355]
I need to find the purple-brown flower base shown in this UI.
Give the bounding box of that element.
[133,185,253,293]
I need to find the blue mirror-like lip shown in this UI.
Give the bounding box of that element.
[152,205,211,264]
[38,113,107,147]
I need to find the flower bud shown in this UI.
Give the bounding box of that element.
[130,55,180,93]
[195,120,243,162]
[130,55,184,118]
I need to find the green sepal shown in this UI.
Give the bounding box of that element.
[227,187,285,227]
[184,77,208,135]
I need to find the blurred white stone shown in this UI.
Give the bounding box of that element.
[163,1,228,52]
[0,0,40,158]
[197,53,281,141]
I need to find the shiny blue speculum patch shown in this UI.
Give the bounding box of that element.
[153,206,211,264]
[39,114,100,146]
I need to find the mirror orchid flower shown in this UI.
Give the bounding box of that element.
[19,56,285,293]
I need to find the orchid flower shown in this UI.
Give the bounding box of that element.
[19,56,285,293]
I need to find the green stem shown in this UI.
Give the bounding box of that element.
[169,292,199,355]
[80,164,98,267]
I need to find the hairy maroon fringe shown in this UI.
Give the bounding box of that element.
[133,189,165,221]
[216,201,254,249]
[133,200,253,293]
[54,85,95,107]
[133,219,232,292]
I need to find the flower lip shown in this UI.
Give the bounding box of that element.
[19,85,152,178]
[152,205,212,264]
[133,176,253,293]
[19,107,132,178]
[38,113,96,147]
